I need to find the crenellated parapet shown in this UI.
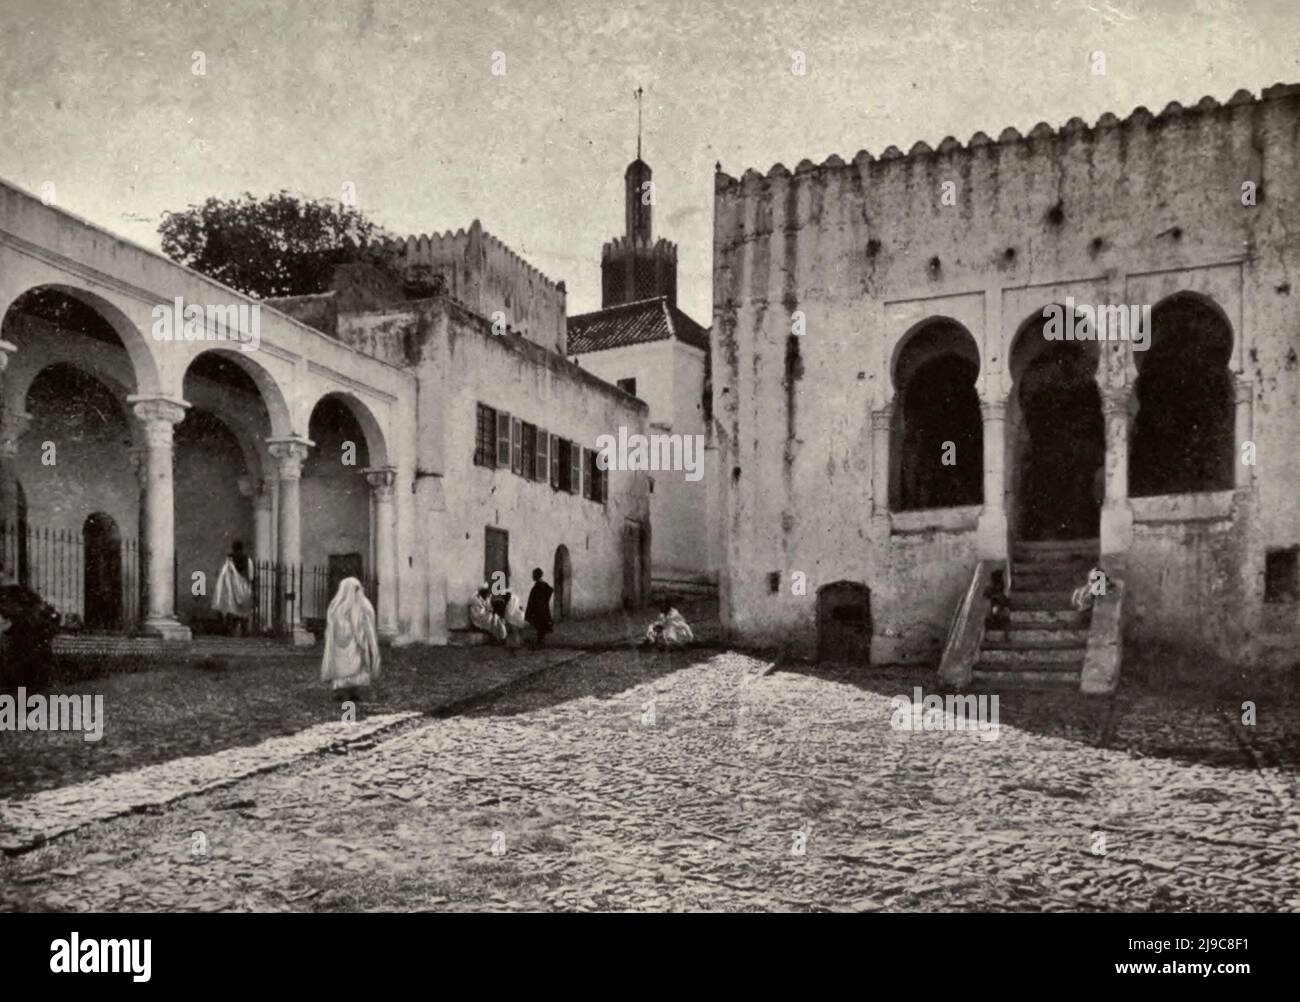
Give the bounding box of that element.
[377,218,568,354]
[715,84,1298,197]
[601,235,679,309]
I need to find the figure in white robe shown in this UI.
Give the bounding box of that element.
[212,542,254,635]
[645,603,694,647]
[321,577,380,698]
[469,586,507,642]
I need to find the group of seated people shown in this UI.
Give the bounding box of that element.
[467,584,694,649]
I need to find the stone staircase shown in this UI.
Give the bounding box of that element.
[973,538,1098,688]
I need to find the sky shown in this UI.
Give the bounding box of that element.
[2,0,1298,322]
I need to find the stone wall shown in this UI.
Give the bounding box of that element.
[712,83,1300,666]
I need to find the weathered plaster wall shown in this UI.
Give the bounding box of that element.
[381,220,567,355]
[713,84,1300,665]
[570,337,714,583]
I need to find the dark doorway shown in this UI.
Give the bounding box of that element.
[484,527,509,594]
[1130,295,1234,496]
[1017,344,1104,540]
[817,582,872,663]
[553,544,572,621]
[83,512,123,630]
[622,520,644,609]
[16,480,28,588]
[328,552,364,605]
[895,355,982,509]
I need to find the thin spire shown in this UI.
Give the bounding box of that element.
[635,85,643,159]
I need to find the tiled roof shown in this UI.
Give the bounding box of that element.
[568,296,710,355]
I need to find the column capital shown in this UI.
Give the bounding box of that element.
[364,466,398,498]
[1234,378,1254,405]
[129,396,189,446]
[267,436,313,479]
[869,402,894,431]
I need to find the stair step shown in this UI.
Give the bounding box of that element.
[972,669,1080,687]
[1013,537,1099,553]
[984,629,1090,645]
[1014,566,1094,583]
[1011,590,1080,610]
[1009,608,1090,626]
[976,657,1082,672]
[981,645,1085,665]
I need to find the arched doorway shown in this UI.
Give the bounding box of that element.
[890,319,982,510]
[83,513,123,630]
[1013,336,1104,541]
[553,544,572,621]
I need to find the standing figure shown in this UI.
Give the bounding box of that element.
[212,540,254,636]
[525,568,554,648]
[984,568,1010,631]
[321,577,380,702]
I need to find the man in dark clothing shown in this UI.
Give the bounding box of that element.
[525,567,554,648]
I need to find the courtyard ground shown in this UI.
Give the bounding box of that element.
[1,624,1296,911]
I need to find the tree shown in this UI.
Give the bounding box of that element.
[158,191,393,298]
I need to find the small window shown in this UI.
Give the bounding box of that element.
[585,449,607,503]
[496,411,511,468]
[556,439,572,492]
[1264,548,1299,603]
[474,404,496,467]
[768,571,781,594]
[617,377,637,397]
[521,423,536,480]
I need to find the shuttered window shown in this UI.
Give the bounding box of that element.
[521,423,537,480]
[474,404,496,467]
[511,416,523,475]
[496,411,511,467]
[535,428,548,483]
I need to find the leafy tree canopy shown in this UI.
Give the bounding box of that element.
[158,191,399,299]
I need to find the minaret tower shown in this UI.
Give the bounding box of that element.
[601,86,678,308]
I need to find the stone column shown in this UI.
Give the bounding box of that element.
[253,480,274,566]
[869,403,893,537]
[364,466,399,642]
[129,396,192,641]
[976,397,1009,559]
[1234,378,1255,490]
[0,409,31,584]
[0,340,21,583]
[1099,389,1135,557]
[268,437,314,646]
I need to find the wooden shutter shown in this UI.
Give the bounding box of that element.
[570,441,581,495]
[550,433,560,487]
[582,449,593,499]
[511,416,523,475]
[535,428,548,482]
[496,411,511,467]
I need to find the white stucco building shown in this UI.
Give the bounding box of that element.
[568,154,716,591]
[0,181,649,647]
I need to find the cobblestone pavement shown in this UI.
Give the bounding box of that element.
[0,605,670,800]
[2,648,1296,911]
